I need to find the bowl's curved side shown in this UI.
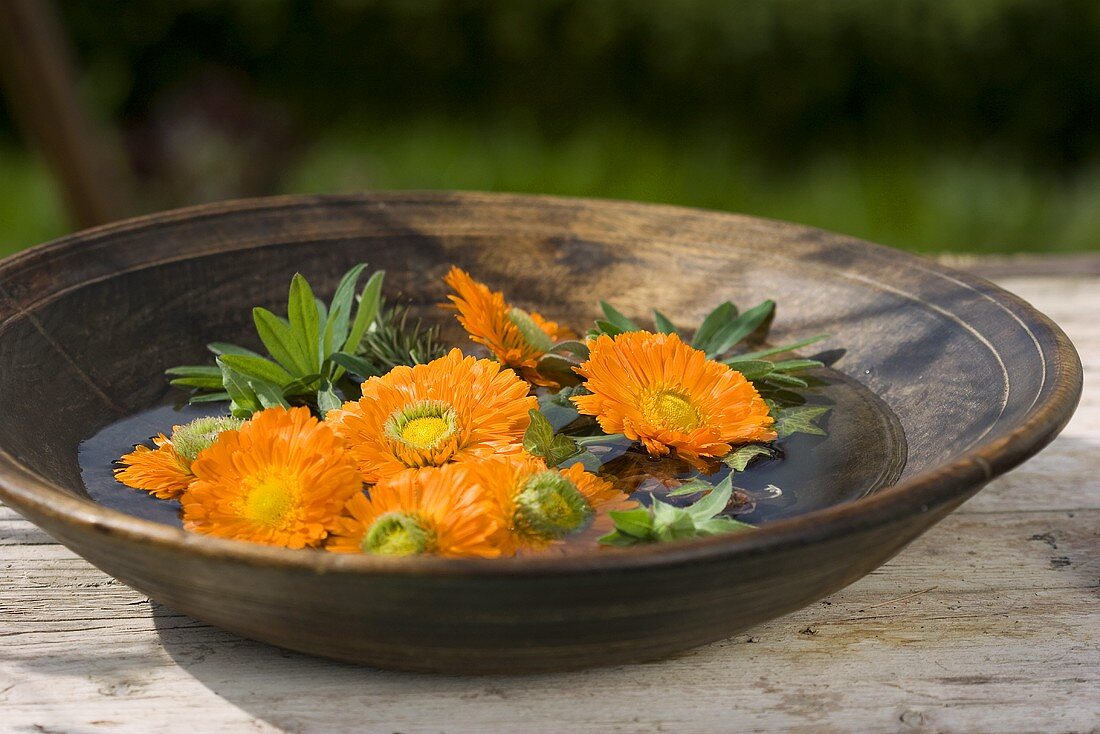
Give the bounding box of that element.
[0,192,1081,671]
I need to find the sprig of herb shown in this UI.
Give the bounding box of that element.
[358,302,447,373]
[599,474,754,546]
[167,264,384,417]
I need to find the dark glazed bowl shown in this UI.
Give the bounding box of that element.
[0,192,1081,672]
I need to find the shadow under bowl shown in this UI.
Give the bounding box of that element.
[0,192,1081,672]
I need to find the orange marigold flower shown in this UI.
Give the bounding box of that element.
[181,406,363,549]
[468,455,635,555]
[442,266,573,386]
[326,464,502,558]
[115,434,193,500]
[572,332,776,469]
[326,348,536,483]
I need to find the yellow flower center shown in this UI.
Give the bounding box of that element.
[642,388,702,432]
[384,400,459,452]
[363,512,435,556]
[242,469,300,528]
[400,416,451,448]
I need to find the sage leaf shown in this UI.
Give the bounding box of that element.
[599,301,640,333]
[219,354,295,386]
[253,306,311,376]
[732,334,829,361]
[287,273,321,372]
[653,309,678,335]
[691,301,735,351]
[344,270,385,353]
[317,380,343,415]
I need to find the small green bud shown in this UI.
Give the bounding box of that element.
[363,513,434,556]
[171,415,244,464]
[514,470,593,539]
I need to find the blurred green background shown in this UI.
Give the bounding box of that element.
[2,0,1098,255]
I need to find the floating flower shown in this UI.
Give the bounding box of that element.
[572,332,776,468]
[115,434,193,500]
[181,406,362,549]
[326,464,502,558]
[114,415,244,499]
[327,348,536,483]
[442,266,573,386]
[468,455,634,555]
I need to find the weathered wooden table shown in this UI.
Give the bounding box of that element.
[1,258,1097,733]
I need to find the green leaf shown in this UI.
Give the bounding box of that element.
[217,358,263,417]
[317,380,343,415]
[762,373,809,389]
[537,389,582,431]
[249,379,291,409]
[287,273,321,372]
[207,342,263,358]
[522,409,581,467]
[653,309,678,335]
[685,476,733,521]
[559,449,602,472]
[253,307,311,376]
[535,353,582,385]
[606,507,655,538]
[723,359,775,381]
[705,300,775,358]
[327,263,367,348]
[344,270,385,353]
[667,478,716,497]
[769,359,824,373]
[166,365,222,378]
[599,301,640,332]
[219,354,295,386]
[732,334,829,361]
[170,376,225,390]
[592,320,624,337]
[280,373,323,396]
[188,391,231,404]
[326,351,381,379]
[774,405,830,438]
[652,500,697,541]
[549,340,590,359]
[722,444,774,472]
[691,301,735,351]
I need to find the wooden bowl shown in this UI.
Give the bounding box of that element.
[0,192,1081,672]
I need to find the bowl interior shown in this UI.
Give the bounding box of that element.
[0,193,1061,538]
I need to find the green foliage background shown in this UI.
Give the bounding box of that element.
[1,0,1098,254]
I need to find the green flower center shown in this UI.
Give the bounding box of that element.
[171,415,244,463]
[514,470,593,539]
[363,512,435,556]
[641,388,701,432]
[384,400,458,451]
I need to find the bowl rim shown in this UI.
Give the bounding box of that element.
[0,191,1083,576]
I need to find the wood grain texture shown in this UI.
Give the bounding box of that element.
[1,267,1096,733]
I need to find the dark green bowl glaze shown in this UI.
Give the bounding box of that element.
[0,192,1081,672]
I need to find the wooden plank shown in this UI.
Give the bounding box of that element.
[0,268,1097,732]
[0,508,1096,733]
